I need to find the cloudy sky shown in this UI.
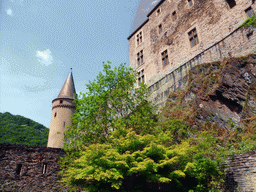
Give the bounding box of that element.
[0,0,160,128]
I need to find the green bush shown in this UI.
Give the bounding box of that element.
[60,131,224,191]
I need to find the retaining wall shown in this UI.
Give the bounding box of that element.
[0,144,67,191]
[226,151,256,192]
[147,26,256,110]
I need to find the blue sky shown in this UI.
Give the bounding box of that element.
[0,0,160,128]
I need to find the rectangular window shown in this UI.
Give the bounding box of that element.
[158,24,162,34]
[138,69,145,85]
[16,164,22,175]
[136,31,142,45]
[42,163,47,174]
[161,50,169,67]
[172,11,177,20]
[188,0,193,6]
[245,7,255,17]
[137,50,143,66]
[188,28,199,47]
[226,0,236,9]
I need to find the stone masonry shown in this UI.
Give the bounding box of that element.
[226,151,256,191]
[128,0,256,109]
[148,26,256,110]
[0,144,68,192]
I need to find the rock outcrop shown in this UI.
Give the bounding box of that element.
[165,54,256,131]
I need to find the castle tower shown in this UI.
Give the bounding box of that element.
[47,70,76,148]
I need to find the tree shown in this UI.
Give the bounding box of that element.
[63,61,157,151]
[60,61,225,191]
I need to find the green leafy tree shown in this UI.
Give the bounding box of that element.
[63,61,157,150]
[60,61,225,191]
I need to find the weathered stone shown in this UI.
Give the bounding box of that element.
[128,0,256,111]
[225,151,256,191]
[0,144,70,192]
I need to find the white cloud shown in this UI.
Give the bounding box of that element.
[36,49,53,66]
[6,8,13,16]
[151,0,160,5]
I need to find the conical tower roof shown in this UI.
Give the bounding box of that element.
[55,70,76,100]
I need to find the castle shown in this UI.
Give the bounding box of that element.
[128,0,256,109]
[1,0,256,191]
[0,71,76,191]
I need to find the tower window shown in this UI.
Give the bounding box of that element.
[136,31,143,45]
[188,28,199,47]
[138,69,145,85]
[54,112,57,117]
[188,0,193,6]
[172,11,177,20]
[226,0,236,9]
[60,100,63,104]
[16,164,22,175]
[42,163,47,174]
[137,50,143,66]
[161,50,169,67]
[63,122,66,127]
[245,7,255,17]
[158,24,162,34]
[156,8,161,16]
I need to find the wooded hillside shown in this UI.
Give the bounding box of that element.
[0,112,49,146]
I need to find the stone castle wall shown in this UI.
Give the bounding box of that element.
[128,0,256,110]
[0,144,68,192]
[1,145,256,191]
[129,0,255,86]
[226,151,256,192]
[147,26,256,110]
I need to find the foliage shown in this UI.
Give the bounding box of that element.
[61,131,224,191]
[63,61,157,150]
[60,61,227,191]
[0,112,49,146]
[239,14,256,28]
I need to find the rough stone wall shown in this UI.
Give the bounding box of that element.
[147,26,256,110]
[129,0,255,85]
[226,151,256,192]
[0,144,68,192]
